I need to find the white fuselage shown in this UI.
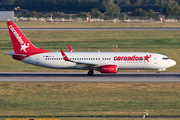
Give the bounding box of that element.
[21,52,176,71]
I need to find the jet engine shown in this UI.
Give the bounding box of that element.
[100,65,117,73]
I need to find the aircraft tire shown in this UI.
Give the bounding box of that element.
[88,70,94,76]
[156,72,160,76]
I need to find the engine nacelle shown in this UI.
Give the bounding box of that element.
[100,65,117,73]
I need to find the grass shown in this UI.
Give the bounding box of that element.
[0,117,180,120]
[61,118,180,120]
[2,21,180,28]
[0,82,180,116]
[0,30,180,72]
[48,118,180,120]
[1,22,180,119]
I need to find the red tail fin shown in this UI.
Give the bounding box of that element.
[7,21,49,55]
[68,44,74,52]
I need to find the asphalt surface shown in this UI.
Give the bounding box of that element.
[1,72,180,118]
[0,72,180,82]
[2,27,180,31]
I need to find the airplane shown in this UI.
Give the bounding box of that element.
[6,21,176,76]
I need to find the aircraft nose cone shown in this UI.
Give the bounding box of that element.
[171,60,176,66]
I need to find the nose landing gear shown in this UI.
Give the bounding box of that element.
[156,72,160,76]
[88,70,94,76]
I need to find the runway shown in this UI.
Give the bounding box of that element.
[1,27,180,31]
[0,72,180,82]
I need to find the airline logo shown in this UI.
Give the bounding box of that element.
[9,25,29,52]
[20,43,29,52]
[114,55,151,62]
[102,68,115,72]
[70,49,74,52]
[62,55,66,59]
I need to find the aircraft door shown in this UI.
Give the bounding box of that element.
[36,55,40,65]
[154,55,158,64]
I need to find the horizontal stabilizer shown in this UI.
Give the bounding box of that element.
[6,51,27,57]
[8,51,14,54]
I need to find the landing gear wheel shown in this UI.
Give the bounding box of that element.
[156,72,160,76]
[88,70,94,76]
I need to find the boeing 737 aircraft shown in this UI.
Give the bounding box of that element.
[7,21,176,76]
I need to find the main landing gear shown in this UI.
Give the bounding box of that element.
[88,70,94,76]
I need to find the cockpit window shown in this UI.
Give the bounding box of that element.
[162,57,169,60]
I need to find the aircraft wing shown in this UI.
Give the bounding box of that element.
[60,50,114,67]
[73,61,104,67]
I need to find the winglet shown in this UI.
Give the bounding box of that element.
[60,50,70,61]
[68,44,74,52]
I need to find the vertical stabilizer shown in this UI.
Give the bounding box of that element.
[7,21,49,55]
